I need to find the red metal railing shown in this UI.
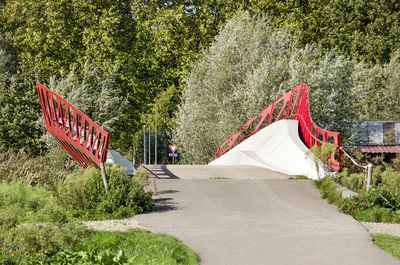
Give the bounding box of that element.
[210,84,342,172]
[36,82,110,169]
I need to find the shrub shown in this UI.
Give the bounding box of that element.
[341,172,365,192]
[0,146,76,190]
[133,169,151,186]
[315,175,400,223]
[351,207,400,223]
[340,188,400,223]
[57,167,104,212]
[0,181,88,261]
[0,222,88,257]
[58,165,152,220]
[372,165,383,186]
[393,154,400,173]
[314,177,342,205]
[0,181,60,223]
[381,167,400,196]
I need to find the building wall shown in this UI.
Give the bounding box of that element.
[351,121,400,145]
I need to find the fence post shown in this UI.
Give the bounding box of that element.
[366,163,373,191]
[100,162,109,193]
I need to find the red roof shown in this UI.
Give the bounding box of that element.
[358,145,400,153]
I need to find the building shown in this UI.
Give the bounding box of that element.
[350,121,400,154]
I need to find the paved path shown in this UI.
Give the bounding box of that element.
[135,165,400,265]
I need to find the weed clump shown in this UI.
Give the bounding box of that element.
[315,164,400,223]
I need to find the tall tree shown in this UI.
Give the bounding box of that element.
[174,11,359,163]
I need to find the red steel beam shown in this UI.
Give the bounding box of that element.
[36,82,110,169]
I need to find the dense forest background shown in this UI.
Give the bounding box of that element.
[0,0,399,164]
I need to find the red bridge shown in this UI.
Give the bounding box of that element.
[210,84,342,172]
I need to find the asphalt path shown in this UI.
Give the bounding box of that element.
[135,165,400,265]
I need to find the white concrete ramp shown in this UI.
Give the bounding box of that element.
[209,120,324,179]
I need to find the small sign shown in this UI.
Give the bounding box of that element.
[169,144,177,153]
[169,153,178,157]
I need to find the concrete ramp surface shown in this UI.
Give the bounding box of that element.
[209,120,324,179]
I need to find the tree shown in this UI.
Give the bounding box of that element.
[0,0,141,151]
[0,39,43,153]
[49,61,127,133]
[174,11,359,164]
[321,0,400,64]
[252,0,400,65]
[352,50,400,121]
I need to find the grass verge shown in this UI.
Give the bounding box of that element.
[0,228,200,264]
[75,229,199,265]
[288,175,309,180]
[374,233,400,260]
[314,177,400,223]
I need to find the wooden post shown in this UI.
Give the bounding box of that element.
[366,163,373,191]
[100,162,109,192]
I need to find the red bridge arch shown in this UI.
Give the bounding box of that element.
[210,84,342,172]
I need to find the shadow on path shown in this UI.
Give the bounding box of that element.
[140,165,179,179]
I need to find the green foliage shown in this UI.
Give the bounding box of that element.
[352,51,400,121]
[49,61,127,132]
[351,207,400,223]
[0,228,200,265]
[314,177,342,205]
[175,11,359,163]
[337,170,365,193]
[319,0,400,65]
[374,234,400,261]
[0,181,63,223]
[0,182,88,262]
[0,0,399,155]
[58,165,152,220]
[133,169,150,187]
[316,168,400,224]
[0,33,43,154]
[381,167,400,196]
[51,249,128,265]
[393,154,400,173]
[288,175,309,180]
[0,147,76,190]
[57,168,104,213]
[308,144,337,177]
[252,0,400,65]
[0,0,247,153]
[76,229,199,265]
[340,187,400,223]
[0,222,87,257]
[0,178,196,265]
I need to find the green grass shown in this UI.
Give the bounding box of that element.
[0,180,199,264]
[76,229,199,265]
[374,234,400,260]
[288,175,309,180]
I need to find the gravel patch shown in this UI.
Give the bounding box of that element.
[362,222,400,237]
[83,217,144,232]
